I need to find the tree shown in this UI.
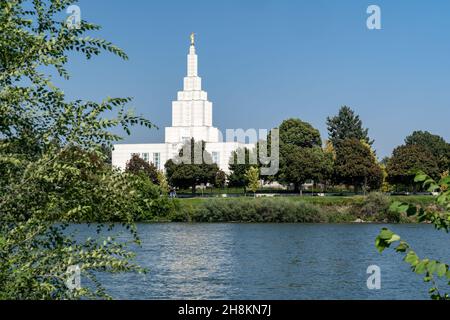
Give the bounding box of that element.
[228,148,256,190]
[333,139,383,193]
[245,167,260,197]
[380,163,393,193]
[405,131,450,174]
[279,118,322,148]
[324,140,336,160]
[131,173,178,222]
[100,144,112,165]
[275,118,332,193]
[279,145,333,193]
[327,106,373,147]
[375,171,450,300]
[386,144,440,190]
[0,0,154,299]
[157,170,169,195]
[165,139,219,194]
[125,154,159,185]
[214,170,226,189]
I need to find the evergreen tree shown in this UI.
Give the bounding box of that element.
[327,106,373,147]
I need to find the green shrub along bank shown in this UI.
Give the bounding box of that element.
[188,198,325,223]
[141,193,434,223]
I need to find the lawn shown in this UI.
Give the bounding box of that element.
[178,194,435,207]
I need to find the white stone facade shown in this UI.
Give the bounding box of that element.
[112,39,253,173]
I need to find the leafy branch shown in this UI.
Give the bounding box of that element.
[375,171,450,300]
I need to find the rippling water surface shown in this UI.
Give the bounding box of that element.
[74,223,449,299]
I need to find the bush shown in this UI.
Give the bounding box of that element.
[357,192,414,223]
[132,174,179,221]
[360,192,390,217]
[375,207,405,223]
[189,198,324,223]
[322,207,357,223]
[357,192,405,222]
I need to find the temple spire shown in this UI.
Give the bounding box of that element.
[187,32,198,77]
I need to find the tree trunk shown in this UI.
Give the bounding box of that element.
[363,176,368,196]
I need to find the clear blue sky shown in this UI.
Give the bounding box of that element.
[57,0,450,158]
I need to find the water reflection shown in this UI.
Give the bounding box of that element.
[73,223,449,300]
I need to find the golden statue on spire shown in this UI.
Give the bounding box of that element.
[190,32,195,46]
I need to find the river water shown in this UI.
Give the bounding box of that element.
[75,223,449,300]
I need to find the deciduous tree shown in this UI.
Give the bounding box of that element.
[279,118,321,148]
[276,119,331,193]
[333,139,383,193]
[279,145,333,193]
[215,170,227,189]
[245,166,260,197]
[125,154,159,185]
[405,131,450,174]
[228,147,256,190]
[165,139,219,194]
[386,144,440,190]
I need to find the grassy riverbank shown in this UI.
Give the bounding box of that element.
[180,195,434,206]
[151,194,436,223]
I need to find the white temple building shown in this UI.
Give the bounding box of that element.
[112,35,254,173]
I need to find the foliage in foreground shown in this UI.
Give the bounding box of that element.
[0,0,154,299]
[375,172,450,300]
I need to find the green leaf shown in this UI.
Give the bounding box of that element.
[437,263,447,277]
[405,251,419,266]
[395,241,409,252]
[386,234,401,244]
[427,260,437,274]
[414,260,427,275]
[379,228,395,240]
[414,173,428,182]
[406,206,418,217]
[375,236,388,253]
[389,201,405,213]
